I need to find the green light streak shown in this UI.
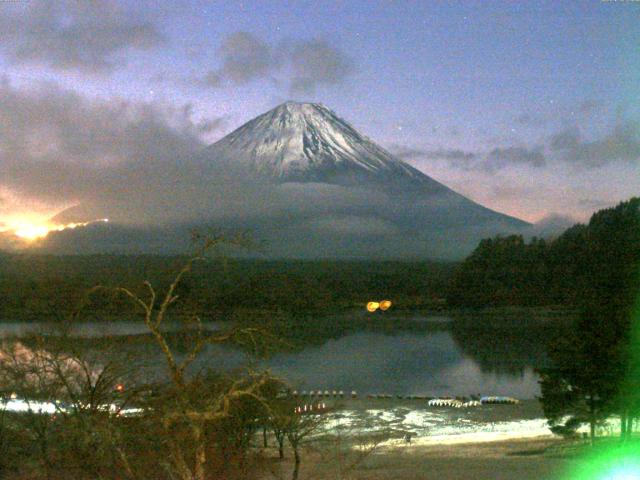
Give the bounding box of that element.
[564,442,640,480]
[566,238,640,479]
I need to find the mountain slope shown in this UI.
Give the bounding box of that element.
[206,102,429,185]
[204,101,527,226]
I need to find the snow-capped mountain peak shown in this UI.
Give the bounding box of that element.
[205,101,434,187]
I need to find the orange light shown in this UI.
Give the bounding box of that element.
[366,302,380,312]
[379,300,392,311]
[115,383,125,393]
[1,216,109,242]
[14,223,50,240]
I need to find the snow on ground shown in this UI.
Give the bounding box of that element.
[321,404,625,448]
[4,396,624,447]
[4,398,58,414]
[321,407,551,440]
[2,397,143,416]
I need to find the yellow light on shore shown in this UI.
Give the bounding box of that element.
[379,300,392,311]
[366,302,380,312]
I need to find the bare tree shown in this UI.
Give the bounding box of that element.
[285,410,325,480]
[269,398,295,460]
[0,233,284,480]
[6,264,151,479]
[0,396,14,477]
[308,425,390,480]
[0,336,140,480]
[86,233,278,480]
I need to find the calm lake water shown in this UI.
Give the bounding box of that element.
[0,314,557,400]
[263,331,543,399]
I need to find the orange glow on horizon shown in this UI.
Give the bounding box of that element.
[0,217,109,242]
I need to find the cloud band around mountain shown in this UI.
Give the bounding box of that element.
[393,119,640,172]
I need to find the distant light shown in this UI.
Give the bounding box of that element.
[14,224,50,240]
[3,217,111,242]
[115,383,125,393]
[367,300,392,312]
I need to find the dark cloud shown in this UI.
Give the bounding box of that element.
[387,145,429,160]
[491,184,535,200]
[389,145,476,162]
[483,146,546,171]
[577,198,613,210]
[204,32,276,86]
[0,80,222,217]
[287,39,354,94]
[390,143,544,172]
[196,117,227,134]
[202,71,224,88]
[514,112,547,127]
[431,114,640,173]
[201,33,353,94]
[550,127,581,150]
[447,146,546,172]
[551,121,640,167]
[439,117,640,173]
[395,118,640,174]
[429,149,477,165]
[179,103,227,134]
[0,0,163,72]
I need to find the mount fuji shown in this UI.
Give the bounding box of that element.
[44,102,529,259]
[206,102,436,189]
[195,101,529,257]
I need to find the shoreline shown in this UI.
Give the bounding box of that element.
[269,436,576,480]
[373,431,557,450]
[378,436,562,455]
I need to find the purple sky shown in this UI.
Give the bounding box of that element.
[0,0,639,229]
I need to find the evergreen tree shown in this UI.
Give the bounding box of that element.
[538,198,640,440]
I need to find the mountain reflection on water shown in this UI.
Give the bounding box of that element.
[263,329,545,399]
[1,314,562,400]
[449,321,555,376]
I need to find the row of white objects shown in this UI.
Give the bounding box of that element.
[427,399,482,408]
[294,403,326,413]
[292,390,355,397]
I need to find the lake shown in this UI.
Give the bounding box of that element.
[0,313,560,400]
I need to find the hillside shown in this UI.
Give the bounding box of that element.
[446,197,640,308]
